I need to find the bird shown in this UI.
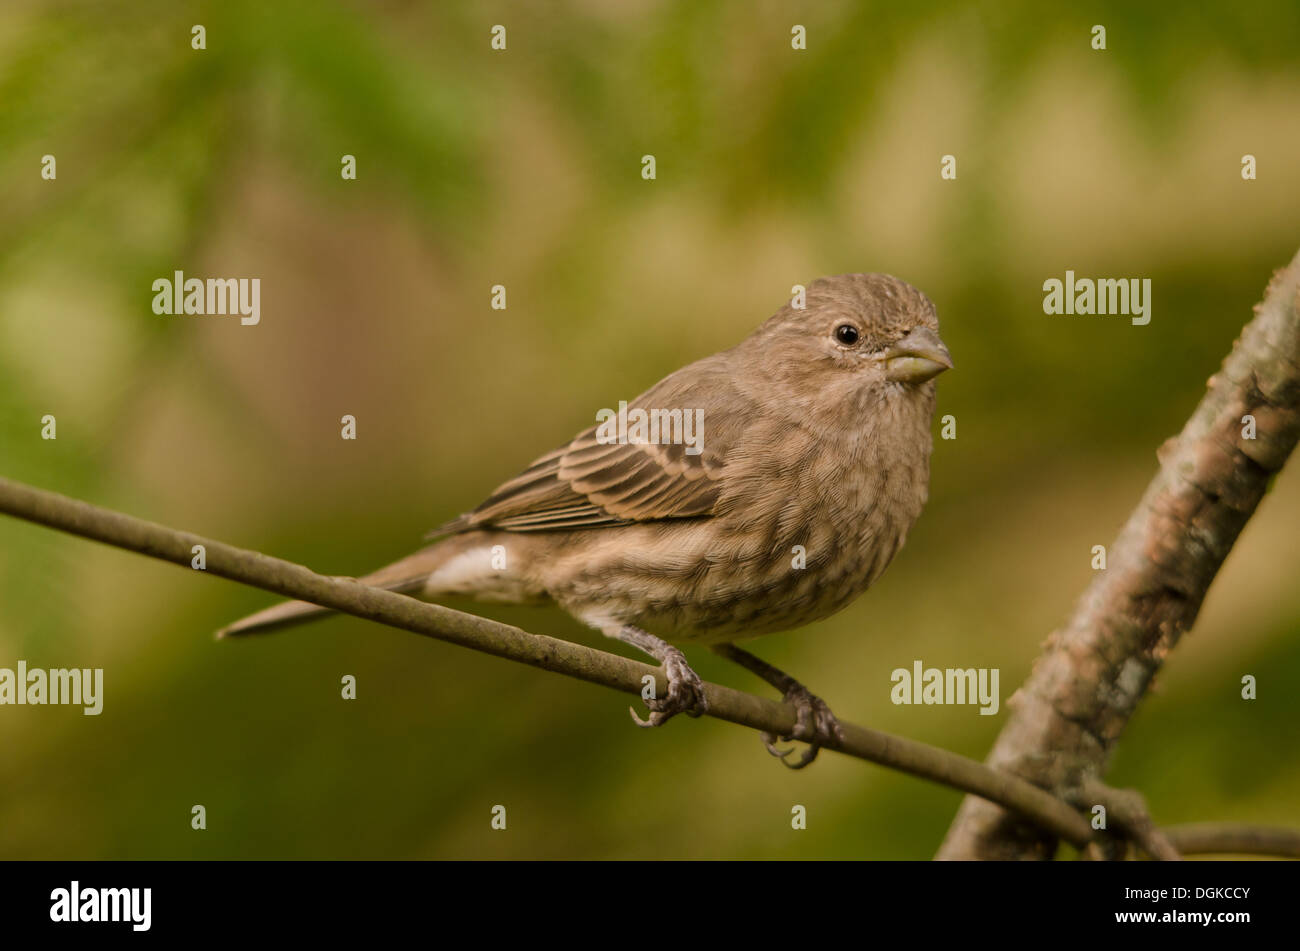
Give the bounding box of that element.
[219,273,952,767]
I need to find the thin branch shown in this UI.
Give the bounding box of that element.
[939,247,1300,859]
[0,474,1096,847]
[1074,780,1182,861]
[1163,823,1300,858]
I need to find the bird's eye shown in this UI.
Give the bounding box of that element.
[834,324,860,346]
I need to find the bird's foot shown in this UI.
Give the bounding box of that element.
[762,684,844,769]
[629,647,709,728]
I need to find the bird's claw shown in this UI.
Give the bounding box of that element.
[762,685,844,769]
[629,648,708,727]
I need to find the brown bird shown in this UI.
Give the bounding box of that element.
[220,273,952,766]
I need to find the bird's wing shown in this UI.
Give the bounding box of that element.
[429,357,748,535]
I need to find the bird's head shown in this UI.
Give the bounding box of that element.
[740,273,952,416]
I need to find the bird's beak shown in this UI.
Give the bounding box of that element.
[884,327,953,384]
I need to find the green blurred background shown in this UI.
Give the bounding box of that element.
[1,0,1298,858]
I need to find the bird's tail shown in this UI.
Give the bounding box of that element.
[215,540,466,639]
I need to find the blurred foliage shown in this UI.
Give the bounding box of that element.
[0,0,1297,857]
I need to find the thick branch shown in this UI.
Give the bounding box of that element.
[0,474,1095,847]
[939,248,1300,859]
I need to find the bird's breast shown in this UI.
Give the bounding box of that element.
[548,410,934,643]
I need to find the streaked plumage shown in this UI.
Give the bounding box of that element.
[220,273,951,764]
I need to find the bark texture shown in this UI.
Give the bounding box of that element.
[938,249,1300,859]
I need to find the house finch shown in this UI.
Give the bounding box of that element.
[220,273,952,766]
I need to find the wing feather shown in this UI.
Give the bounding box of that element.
[428,355,744,536]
